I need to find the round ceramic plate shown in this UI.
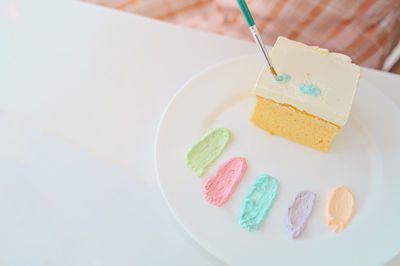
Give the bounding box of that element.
[155,55,400,266]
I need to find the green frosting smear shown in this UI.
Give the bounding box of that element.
[238,174,279,231]
[185,128,230,177]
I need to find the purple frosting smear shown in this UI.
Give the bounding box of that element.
[286,190,316,238]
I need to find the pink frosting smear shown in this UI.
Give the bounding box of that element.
[203,157,247,206]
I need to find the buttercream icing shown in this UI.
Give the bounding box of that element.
[186,128,230,176]
[203,157,247,206]
[286,190,316,238]
[254,36,361,126]
[324,185,355,232]
[238,174,279,231]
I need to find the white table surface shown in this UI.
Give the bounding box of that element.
[1,0,399,265]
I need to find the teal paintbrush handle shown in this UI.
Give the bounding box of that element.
[237,0,255,26]
[237,0,277,77]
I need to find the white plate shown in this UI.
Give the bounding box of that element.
[155,55,400,266]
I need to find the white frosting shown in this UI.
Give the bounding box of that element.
[255,36,361,126]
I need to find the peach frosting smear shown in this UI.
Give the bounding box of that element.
[324,185,355,232]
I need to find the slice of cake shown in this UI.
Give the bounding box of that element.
[251,37,361,152]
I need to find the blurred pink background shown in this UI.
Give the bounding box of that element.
[82,0,400,71]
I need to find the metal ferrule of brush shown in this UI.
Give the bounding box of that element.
[249,25,275,72]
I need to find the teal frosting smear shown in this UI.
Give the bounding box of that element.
[298,84,321,96]
[238,174,279,231]
[274,73,291,83]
